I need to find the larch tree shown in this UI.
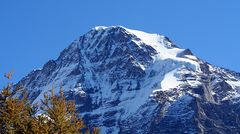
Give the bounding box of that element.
[0,73,34,134]
[0,73,99,134]
[40,87,85,134]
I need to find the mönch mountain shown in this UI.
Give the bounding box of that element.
[16,26,240,133]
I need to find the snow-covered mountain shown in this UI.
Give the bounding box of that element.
[17,26,240,133]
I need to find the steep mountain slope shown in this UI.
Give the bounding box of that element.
[17,26,240,133]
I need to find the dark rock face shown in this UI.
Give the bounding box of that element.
[16,26,240,133]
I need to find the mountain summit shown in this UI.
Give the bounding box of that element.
[17,26,240,133]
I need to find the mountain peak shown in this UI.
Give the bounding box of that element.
[84,26,182,60]
[92,25,126,30]
[91,25,167,46]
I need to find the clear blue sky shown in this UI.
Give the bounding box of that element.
[0,0,240,87]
